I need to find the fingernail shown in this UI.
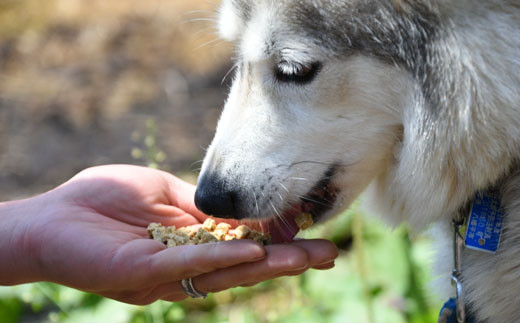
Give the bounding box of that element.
[252,254,266,261]
[251,246,266,261]
[316,260,335,267]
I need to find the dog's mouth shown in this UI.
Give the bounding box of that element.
[260,166,339,243]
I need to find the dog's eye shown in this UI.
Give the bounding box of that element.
[275,62,322,85]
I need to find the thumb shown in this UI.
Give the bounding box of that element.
[163,171,246,228]
[163,172,207,220]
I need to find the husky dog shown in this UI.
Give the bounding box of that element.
[194,0,520,321]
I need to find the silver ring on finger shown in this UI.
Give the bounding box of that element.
[181,278,208,299]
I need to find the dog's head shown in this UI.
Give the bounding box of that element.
[194,0,415,242]
[194,0,515,241]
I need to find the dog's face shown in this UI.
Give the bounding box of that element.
[195,0,419,241]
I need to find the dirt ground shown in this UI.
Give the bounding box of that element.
[0,0,232,200]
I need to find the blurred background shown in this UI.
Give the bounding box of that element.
[0,0,441,322]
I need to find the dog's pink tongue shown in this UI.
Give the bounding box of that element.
[259,208,301,244]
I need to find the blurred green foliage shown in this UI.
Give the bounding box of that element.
[131,119,168,170]
[0,207,442,323]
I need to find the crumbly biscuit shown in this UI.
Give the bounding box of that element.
[235,225,251,239]
[202,218,217,232]
[194,228,219,244]
[146,221,271,247]
[295,213,314,230]
[178,226,198,238]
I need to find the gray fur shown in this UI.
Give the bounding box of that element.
[236,0,442,111]
[230,0,254,22]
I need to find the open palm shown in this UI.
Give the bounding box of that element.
[23,165,337,304]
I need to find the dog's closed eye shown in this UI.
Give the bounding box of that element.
[275,61,322,85]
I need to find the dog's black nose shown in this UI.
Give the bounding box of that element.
[194,173,238,218]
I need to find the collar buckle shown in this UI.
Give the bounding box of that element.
[451,218,466,323]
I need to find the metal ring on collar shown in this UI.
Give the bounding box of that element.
[181,278,208,299]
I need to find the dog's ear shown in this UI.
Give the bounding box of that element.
[218,0,247,41]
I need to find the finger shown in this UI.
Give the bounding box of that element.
[148,240,266,284]
[289,239,339,266]
[147,280,209,303]
[163,173,209,221]
[161,174,249,227]
[144,281,188,303]
[189,244,310,293]
[149,254,325,302]
[145,204,204,227]
[312,261,336,270]
[232,268,309,289]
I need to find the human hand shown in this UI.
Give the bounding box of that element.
[1,165,338,304]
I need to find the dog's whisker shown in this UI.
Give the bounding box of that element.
[287,160,358,169]
[254,194,260,216]
[193,38,223,51]
[192,26,219,39]
[178,12,219,26]
[183,17,218,24]
[182,9,216,16]
[189,160,204,169]
[279,182,290,194]
[271,160,359,171]
[290,193,334,207]
[268,200,286,226]
[276,211,293,233]
[178,19,217,29]
[222,63,240,85]
[264,195,291,230]
[271,184,297,231]
[269,201,278,216]
[288,177,309,181]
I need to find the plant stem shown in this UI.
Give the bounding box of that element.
[353,212,374,323]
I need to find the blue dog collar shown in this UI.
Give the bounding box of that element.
[439,189,504,323]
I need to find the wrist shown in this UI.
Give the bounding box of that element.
[0,195,48,285]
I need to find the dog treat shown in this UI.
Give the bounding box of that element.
[235,225,251,239]
[295,213,314,230]
[166,231,191,246]
[178,226,198,238]
[202,218,216,232]
[147,221,271,247]
[248,229,272,245]
[212,222,232,240]
[225,234,236,241]
[148,222,168,241]
[193,228,219,244]
[166,239,178,248]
